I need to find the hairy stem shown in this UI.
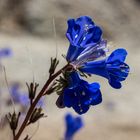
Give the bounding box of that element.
[14,64,69,140]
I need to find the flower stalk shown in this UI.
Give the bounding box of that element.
[13,64,69,140]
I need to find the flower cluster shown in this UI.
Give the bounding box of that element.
[2,16,130,140]
[58,16,130,115]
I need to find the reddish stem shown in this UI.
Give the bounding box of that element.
[14,64,69,140]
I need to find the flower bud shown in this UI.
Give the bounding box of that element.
[29,108,45,124]
[7,112,20,130]
[26,82,39,104]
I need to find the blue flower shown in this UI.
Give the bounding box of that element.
[0,48,12,59]
[64,113,84,140]
[10,83,28,105]
[66,16,102,62]
[80,48,130,89]
[63,72,102,114]
[59,16,130,115]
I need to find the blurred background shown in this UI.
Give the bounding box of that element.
[0,0,140,139]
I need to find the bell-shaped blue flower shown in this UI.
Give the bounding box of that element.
[64,113,84,140]
[80,48,130,89]
[66,16,102,62]
[63,72,102,114]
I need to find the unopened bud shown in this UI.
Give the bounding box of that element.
[29,108,46,124]
[26,82,39,103]
[49,57,59,76]
[23,135,30,140]
[7,112,20,130]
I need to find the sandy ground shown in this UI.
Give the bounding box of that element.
[0,0,140,140]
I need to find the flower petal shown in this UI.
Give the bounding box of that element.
[66,16,102,62]
[66,44,84,62]
[73,103,89,115]
[85,82,102,106]
[109,76,122,89]
[64,88,75,108]
[80,60,108,78]
[107,48,127,62]
[80,49,129,89]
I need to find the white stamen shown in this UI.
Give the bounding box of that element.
[74,92,77,96]
[83,36,86,40]
[75,34,78,38]
[78,104,81,107]
[82,92,86,96]
[90,98,92,101]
